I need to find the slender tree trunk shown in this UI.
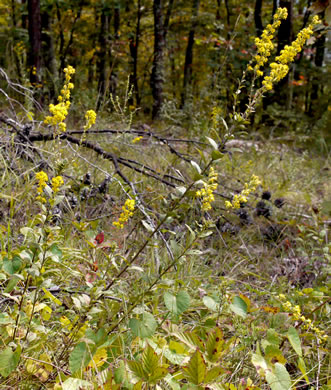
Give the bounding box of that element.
[109,1,120,96]
[41,9,57,98]
[151,0,165,119]
[129,0,142,106]
[181,0,200,108]
[97,4,111,110]
[28,0,41,84]
[308,14,326,116]
[277,0,293,54]
[254,0,263,37]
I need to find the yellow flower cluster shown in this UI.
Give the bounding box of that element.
[83,110,97,131]
[132,136,143,144]
[252,8,288,77]
[278,294,328,342]
[44,65,75,133]
[196,167,218,211]
[51,176,64,193]
[262,16,320,91]
[225,175,261,209]
[113,199,135,229]
[36,171,49,202]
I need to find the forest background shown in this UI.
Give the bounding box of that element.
[0,0,330,389]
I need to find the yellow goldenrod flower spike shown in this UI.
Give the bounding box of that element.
[226,175,261,209]
[113,199,136,229]
[44,66,76,134]
[83,110,97,131]
[35,171,49,203]
[196,167,218,211]
[51,176,64,193]
[262,15,320,91]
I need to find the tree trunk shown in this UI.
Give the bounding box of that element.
[277,0,293,54]
[181,0,200,108]
[129,0,142,106]
[151,0,165,119]
[41,9,57,99]
[97,4,111,111]
[254,0,263,37]
[28,0,41,84]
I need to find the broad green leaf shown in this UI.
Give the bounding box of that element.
[287,327,302,357]
[0,313,14,325]
[164,290,190,317]
[61,378,93,390]
[252,353,268,376]
[203,296,219,312]
[129,312,157,338]
[69,342,94,374]
[182,349,206,385]
[0,346,21,378]
[265,363,291,390]
[3,256,21,275]
[230,296,247,318]
[265,345,286,365]
[211,150,224,161]
[206,327,224,362]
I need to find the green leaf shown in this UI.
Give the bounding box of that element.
[128,360,146,381]
[3,256,21,275]
[204,366,224,383]
[230,296,247,318]
[265,363,291,390]
[252,353,268,376]
[206,327,224,363]
[61,378,93,390]
[164,290,190,317]
[129,312,157,338]
[211,150,224,161]
[182,349,206,385]
[206,137,218,150]
[203,296,219,312]
[173,331,205,351]
[69,342,94,374]
[297,357,310,384]
[287,327,302,357]
[191,160,201,174]
[0,346,21,378]
[142,344,160,376]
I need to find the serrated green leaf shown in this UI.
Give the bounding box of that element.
[265,345,286,365]
[129,312,157,338]
[287,327,302,357]
[230,296,247,318]
[0,346,21,378]
[206,327,224,362]
[149,366,168,383]
[173,331,205,351]
[164,290,190,317]
[142,344,160,375]
[182,349,206,385]
[128,360,146,381]
[266,363,291,390]
[204,366,224,383]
